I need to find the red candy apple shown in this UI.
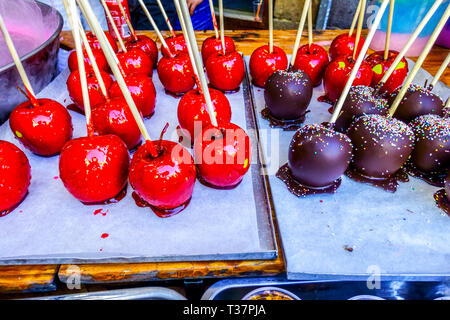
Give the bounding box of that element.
[9,98,73,156]
[178,87,232,140]
[125,35,158,69]
[67,69,113,112]
[206,51,245,92]
[59,134,130,204]
[249,45,288,88]
[194,122,251,189]
[117,48,153,77]
[91,97,142,150]
[323,54,373,103]
[68,49,109,73]
[365,50,408,94]
[129,140,197,217]
[201,35,236,65]
[0,141,31,214]
[329,33,365,61]
[157,53,195,96]
[85,31,118,53]
[110,74,156,118]
[293,43,329,87]
[161,34,188,57]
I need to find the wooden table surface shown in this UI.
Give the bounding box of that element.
[1,29,448,294]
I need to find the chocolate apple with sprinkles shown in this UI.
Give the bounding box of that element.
[434,172,450,216]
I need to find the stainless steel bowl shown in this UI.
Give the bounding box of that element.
[0,1,63,124]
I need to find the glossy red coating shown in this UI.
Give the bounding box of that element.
[161,34,188,57]
[91,97,142,150]
[59,134,130,203]
[125,35,159,69]
[194,122,251,188]
[9,98,73,156]
[85,31,118,53]
[201,36,236,65]
[206,51,245,92]
[157,53,195,95]
[293,43,329,87]
[323,54,373,102]
[109,74,156,118]
[329,33,365,61]
[68,49,109,73]
[177,88,232,140]
[249,45,288,88]
[0,141,31,214]
[129,140,196,214]
[117,48,153,77]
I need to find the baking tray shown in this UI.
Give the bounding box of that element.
[201,277,450,300]
[245,56,450,281]
[0,53,277,265]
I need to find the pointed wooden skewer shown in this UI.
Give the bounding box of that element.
[331,0,390,124]
[268,0,274,53]
[255,0,264,22]
[208,0,219,38]
[429,52,450,88]
[155,0,176,38]
[307,0,313,48]
[389,3,450,117]
[384,0,395,60]
[353,0,366,60]
[349,0,362,37]
[116,0,138,41]
[100,0,126,52]
[290,0,311,67]
[78,0,159,157]
[376,0,444,91]
[219,0,226,55]
[177,0,218,127]
[0,12,39,107]
[138,0,174,57]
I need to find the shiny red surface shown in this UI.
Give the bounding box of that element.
[249,45,288,88]
[109,74,156,118]
[201,36,236,65]
[161,34,188,57]
[91,97,142,150]
[157,53,195,95]
[206,51,245,92]
[293,43,329,87]
[365,50,408,94]
[194,122,251,188]
[323,54,373,102]
[129,140,196,213]
[68,49,109,73]
[67,70,113,112]
[0,141,31,214]
[85,31,118,53]
[125,35,159,69]
[177,88,232,140]
[329,33,365,61]
[9,99,73,156]
[117,48,153,77]
[59,134,130,203]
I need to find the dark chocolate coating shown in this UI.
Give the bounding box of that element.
[410,114,450,175]
[264,69,312,120]
[446,172,450,202]
[288,123,352,188]
[390,84,444,123]
[335,85,388,133]
[347,114,414,179]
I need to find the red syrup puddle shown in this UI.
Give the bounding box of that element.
[197,174,243,190]
[251,80,264,89]
[328,106,334,114]
[94,208,108,216]
[132,191,191,218]
[144,111,155,120]
[404,162,447,187]
[208,84,241,94]
[67,103,85,115]
[164,89,184,99]
[81,185,128,206]
[434,189,450,216]
[101,233,109,239]
[53,176,59,180]
[318,95,334,104]
[276,163,342,196]
[129,141,143,154]
[0,192,29,217]
[345,166,409,193]
[261,107,308,131]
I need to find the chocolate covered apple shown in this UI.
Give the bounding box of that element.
[157,52,195,96]
[249,45,288,88]
[201,35,235,65]
[434,171,450,216]
[206,51,245,93]
[293,43,329,87]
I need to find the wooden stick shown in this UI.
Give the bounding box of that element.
[353,0,366,60]
[100,0,126,52]
[219,0,226,55]
[384,0,395,60]
[78,0,158,157]
[307,0,313,48]
[331,0,390,124]
[255,0,264,22]
[116,0,138,41]
[290,0,310,66]
[389,3,450,117]
[177,0,218,127]
[430,51,450,88]
[349,0,361,37]
[269,0,273,53]
[138,0,173,57]
[378,0,443,86]
[155,0,176,38]
[208,0,219,38]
